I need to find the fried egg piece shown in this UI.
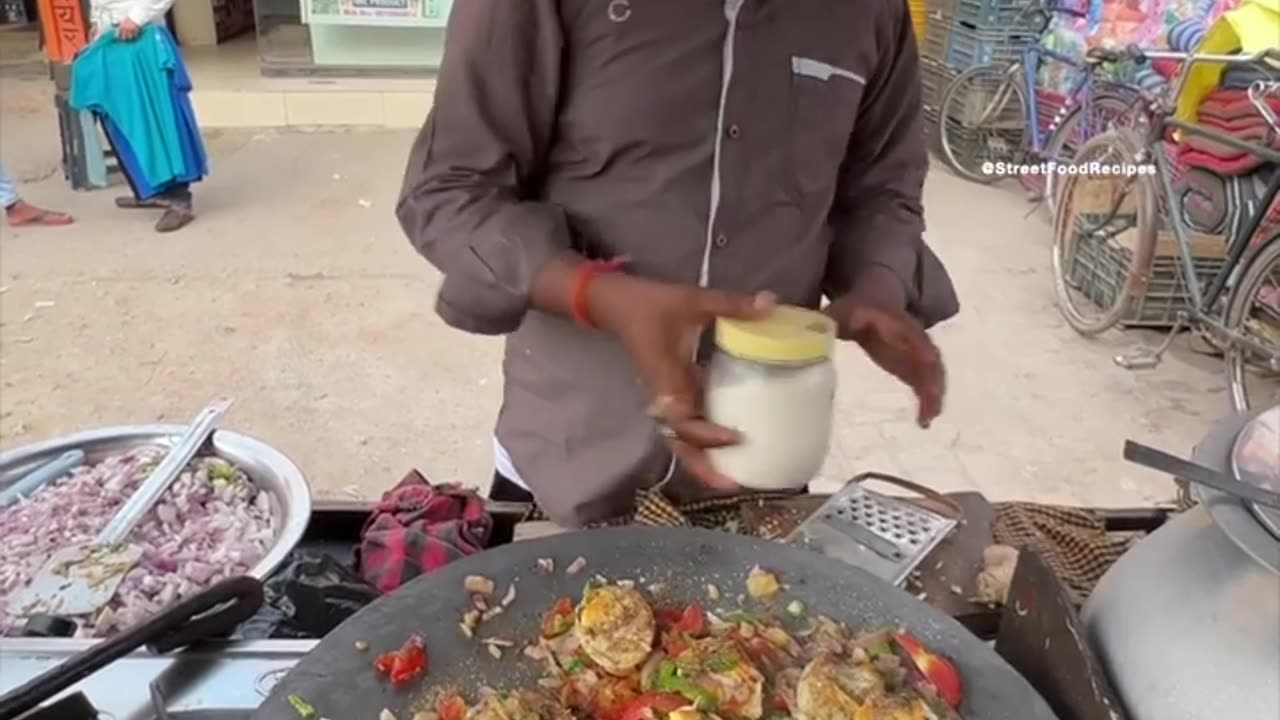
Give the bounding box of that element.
[673,637,766,719]
[796,656,935,720]
[574,584,656,675]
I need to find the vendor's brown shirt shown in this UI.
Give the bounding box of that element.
[397,0,960,527]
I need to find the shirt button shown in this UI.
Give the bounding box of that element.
[726,124,741,139]
[714,234,729,248]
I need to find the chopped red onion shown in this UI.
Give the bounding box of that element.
[0,449,275,637]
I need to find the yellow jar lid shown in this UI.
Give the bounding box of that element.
[714,305,836,364]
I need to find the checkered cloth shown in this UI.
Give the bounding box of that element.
[989,503,1140,604]
[524,486,801,531]
[357,471,492,593]
[527,490,1154,604]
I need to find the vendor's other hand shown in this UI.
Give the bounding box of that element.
[826,293,945,428]
[591,274,776,488]
[117,19,141,40]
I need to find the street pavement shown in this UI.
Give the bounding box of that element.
[0,74,1230,507]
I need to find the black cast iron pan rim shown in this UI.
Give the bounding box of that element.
[252,526,1058,720]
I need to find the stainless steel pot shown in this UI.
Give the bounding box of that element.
[0,425,312,591]
[1083,409,1280,720]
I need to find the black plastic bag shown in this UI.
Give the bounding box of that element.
[238,551,382,639]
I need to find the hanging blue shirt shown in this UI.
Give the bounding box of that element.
[70,25,207,199]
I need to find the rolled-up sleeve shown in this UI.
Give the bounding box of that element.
[823,0,959,328]
[396,0,569,335]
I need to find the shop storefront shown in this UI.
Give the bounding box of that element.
[252,0,449,74]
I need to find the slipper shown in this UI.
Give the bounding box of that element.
[154,207,195,233]
[8,209,74,227]
[116,196,169,209]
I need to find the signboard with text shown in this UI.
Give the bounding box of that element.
[307,0,451,24]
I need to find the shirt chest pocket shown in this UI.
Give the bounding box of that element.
[787,56,866,204]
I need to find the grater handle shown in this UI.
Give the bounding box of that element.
[848,472,965,522]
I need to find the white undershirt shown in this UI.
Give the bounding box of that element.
[492,435,530,489]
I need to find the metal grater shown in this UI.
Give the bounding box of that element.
[785,477,958,586]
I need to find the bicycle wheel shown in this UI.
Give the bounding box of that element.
[1050,128,1158,336]
[938,63,1028,184]
[1042,92,1139,218]
[1223,233,1280,412]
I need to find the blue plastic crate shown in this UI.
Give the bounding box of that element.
[952,0,1028,27]
[944,24,1037,70]
[921,14,952,64]
[919,57,959,110]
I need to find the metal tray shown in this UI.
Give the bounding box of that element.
[0,426,314,609]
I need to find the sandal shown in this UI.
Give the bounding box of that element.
[116,196,170,210]
[7,206,74,227]
[154,207,195,233]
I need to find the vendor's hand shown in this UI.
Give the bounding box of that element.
[590,273,776,488]
[117,19,141,40]
[826,293,945,428]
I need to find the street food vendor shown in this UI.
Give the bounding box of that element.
[396,0,959,527]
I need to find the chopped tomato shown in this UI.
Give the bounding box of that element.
[373,634,428,686]
[436,695,467,720]
[896,631,964,709]
[541,597,576,638]
[617,692,689,720]
[662,635,689,658]
[673,603,707,637]
[656,608,685,627]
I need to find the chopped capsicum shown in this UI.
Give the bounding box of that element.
[286,694,316,719]
[655,660,719,711]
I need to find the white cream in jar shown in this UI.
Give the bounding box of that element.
[704,305,838,491]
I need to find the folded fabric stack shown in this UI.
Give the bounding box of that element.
[1176,165,1276,239]
[1179,88,1280,176]
[69,25,207,201]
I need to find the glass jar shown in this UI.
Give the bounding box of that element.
[704,305,837,490]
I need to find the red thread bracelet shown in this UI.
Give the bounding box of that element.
[571,257,628,329]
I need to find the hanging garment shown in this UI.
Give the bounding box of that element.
[69,24,207,200]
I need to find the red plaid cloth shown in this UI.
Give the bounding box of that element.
[357,470,492,593]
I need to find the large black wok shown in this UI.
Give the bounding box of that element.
[253,527,1058,720]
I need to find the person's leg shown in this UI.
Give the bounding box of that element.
[1,161,73,227]
[0,163,20,210]
[487,471,532,546]
[154,182,194,233]
[160,182,192,207]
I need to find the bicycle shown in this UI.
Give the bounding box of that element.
[936,2,1143,216]
[1051,45,1280,412]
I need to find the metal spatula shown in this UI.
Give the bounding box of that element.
[7,400,233,618]
[1123,439,1280,510]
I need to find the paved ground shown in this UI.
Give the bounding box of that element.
[0,72,1232,507]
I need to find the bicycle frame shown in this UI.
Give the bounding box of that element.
[1147,118,1280,327]
[1020,44,1102,153]
[1123,49,1280,337]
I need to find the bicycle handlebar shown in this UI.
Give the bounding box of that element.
[1123,44,1280,67]
[1249,80,1280,134]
